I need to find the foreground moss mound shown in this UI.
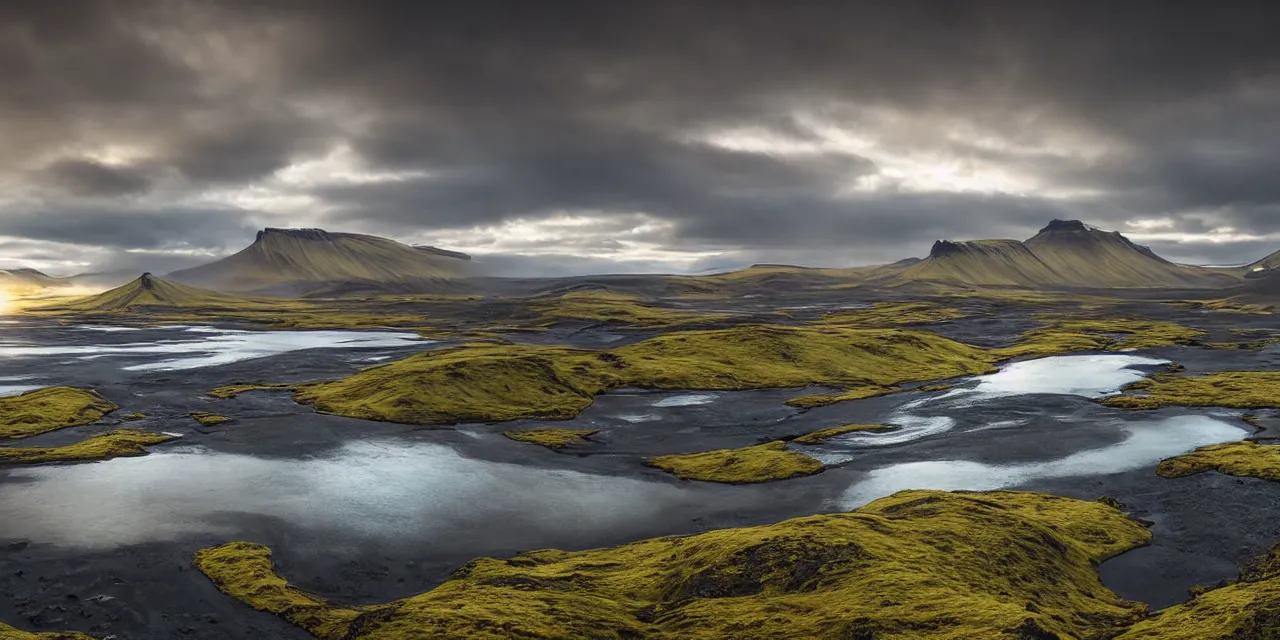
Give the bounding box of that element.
[295,325,995,425]
[504,428,599,450]
[1157,441,1280,481]
[195,490,1151,640]
[1117,543,1280,639]
[791,423,898,444]
[646,441,825,484]
[0,622,93,639]
[1103,371,1280,410]
[0,387,118,439]
[0,430,174,465]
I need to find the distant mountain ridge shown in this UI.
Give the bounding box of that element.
[0,268,63,288]
[168,227,472,294]
[889,219,1237,289]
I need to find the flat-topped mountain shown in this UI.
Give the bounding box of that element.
[168,228,472,295]
[42,273,266,312]
[891,220,1237,288]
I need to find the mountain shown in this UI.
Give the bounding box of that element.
[0,268,64,288]
[41,273,269,312]
[168,228,472,295]
[889,220,1238,289]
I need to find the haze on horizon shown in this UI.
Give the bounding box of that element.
[5,1,1280,278]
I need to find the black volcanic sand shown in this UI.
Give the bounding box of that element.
[0,305,1279,638]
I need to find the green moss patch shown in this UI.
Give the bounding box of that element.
[194,490,1152,640]
[0,387,118,439]
[994,316,1204,360]
[530,290,728,328]
[817,301,969,327]
[791,423,898,444]
[0,621,94,639]
[646,441,825,484]
[504,428,599,450]
[295,324,996,425]
[1103,371,1280,410]
[0,430,175,465]
[190,412,231,426]
[1156,441,1280,482]
[208,383,299,399]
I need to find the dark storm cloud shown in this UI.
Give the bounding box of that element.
[40,159,152,197]
[7,0,1280,273]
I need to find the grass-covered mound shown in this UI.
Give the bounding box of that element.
[817,301,968,327]
[504,428,599,450]
[0,430,174,465]
[790,423,898,444]
[1102,372,1280,410]
[35,273,274,313]
[1116,543,1280,639]
[1156,441,1280,482]
[190,412,230,425]
[0,622,93,639]
[530,290,728,328]
[209,383,298,399]
[783,386,897,409]
[294,325,996,425]
[993,316,1204,360]
[646,441,825,483]
[194,490,1151,640]
[0,387,118,439]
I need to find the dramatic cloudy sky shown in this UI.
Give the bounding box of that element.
[6,1,1280,276]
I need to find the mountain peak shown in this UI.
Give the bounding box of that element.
[929,240,964,258]
[255,227,335,243]
[1037,219,1092,234]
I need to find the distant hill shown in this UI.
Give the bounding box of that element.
[888,220,1238,289]
[168,228,472,295]
[0,268,64,288]
[41,273,270,312]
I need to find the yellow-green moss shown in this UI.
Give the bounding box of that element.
[194,490,1151,640]
[817,301,969,327]
[1103,371,1280,410]
[190,412,231,425]
[645,441,825,484]
[1116,543,1280,639]
[784,386,898,409]
[917,383,954,392]
[295,325,996,425]
[0,387,118,439]
[530,290,728,328]
[1156,441,1280,482]
[0,430,175,465]
[994,316,1204,360]
[122,412,146,420]
[791,423,898,444]
[0,622,95,639]
[208,383,298,399]
[504,428,599,450]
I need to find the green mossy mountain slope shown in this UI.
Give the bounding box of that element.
[194,490,1151,640]
[35,273,272,312]
[168,227,470,294]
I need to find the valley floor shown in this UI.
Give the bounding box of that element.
[3,288,1280,638]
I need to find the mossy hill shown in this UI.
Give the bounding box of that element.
[35,273,269,313]
[168,227,472,294]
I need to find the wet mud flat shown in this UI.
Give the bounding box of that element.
[1,314,1279,637]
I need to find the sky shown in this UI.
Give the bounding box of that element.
[6,1,1280,277]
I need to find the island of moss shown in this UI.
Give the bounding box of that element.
[1104,371,1280,410]
[0,430,175,465]
[208,382,298,399]
[194,490,1152,640]
[791,423,898,444]
[190,412,231,426]
[0,622,94,639]
[1157,441,1280,481]
[504,428,599,450]
[0,387,118,439]
[646,441,825,484]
